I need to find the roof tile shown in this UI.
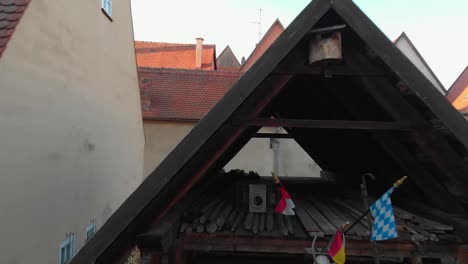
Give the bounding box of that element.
[446,66,468,112]
[138,67,241,121]
[0,0,31,58]
[135,41,216,70]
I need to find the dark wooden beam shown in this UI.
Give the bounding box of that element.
[182,235,458,258]
[252,133,294,139]
[273,64,386,76]
[333,0,468,149]
[374,133,465,214]
[239,118,412,131]
[326,82,466,214]
[359,77,468,200]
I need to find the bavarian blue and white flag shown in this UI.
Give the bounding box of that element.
[370,187,398,241]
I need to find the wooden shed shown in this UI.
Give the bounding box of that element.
[71,0,468,263]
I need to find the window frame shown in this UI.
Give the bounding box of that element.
[101,0,113,21]
[86,220,97,241]
[59,233,75,264]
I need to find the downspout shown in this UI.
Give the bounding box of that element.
[271,127,281,175]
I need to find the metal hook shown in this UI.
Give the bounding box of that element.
[362,172,375,186]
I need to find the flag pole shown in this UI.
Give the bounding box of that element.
[361,173,380,264]
[344,176,407,235]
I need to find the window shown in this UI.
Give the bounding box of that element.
[86,220,96,240]
[101,0,112,19]
[59,233,75,264]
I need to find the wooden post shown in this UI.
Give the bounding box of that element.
[168,244,186,264]
[410,256,422,264]
[456,245,468,264]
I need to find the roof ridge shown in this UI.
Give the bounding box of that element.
[137,67,242,76]
[135,40,216,47]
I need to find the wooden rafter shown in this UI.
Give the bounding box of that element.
[325,79,466,214]
[359,77,468,199]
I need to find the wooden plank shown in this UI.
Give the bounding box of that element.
[393,207,453,231]
[252,213,259,234]
[199,200,220,224]
[243,212,254,231]
[266,212,274,232]
[326,200,368,237]
[216,204,233,229]
[294,201,324,237]
[405,222,438,241]
[179,223,188,233]
[206,221,218,234]
[309,199,347,228]
[224,208,238,230]
[196,225,204,233]
[284,215,294,236]
[301,201,336,236]
[208,201,225,222]
[231,211,245,232]
[276,213,288,236]
[240,118,411,131]
[259,213,266,232]
[184,226,193,235]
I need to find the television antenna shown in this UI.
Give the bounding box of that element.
[250,9,262,43]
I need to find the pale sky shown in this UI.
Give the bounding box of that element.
[130,0,468,89]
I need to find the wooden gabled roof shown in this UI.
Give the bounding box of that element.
[216,45,241,71]
[71,0,468,262]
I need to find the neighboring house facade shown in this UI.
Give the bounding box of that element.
[216,45,241,71]
[0,1,144,263]
[137,36,322,179]
[394,32,446,94]
[446,66,468,117]
[240,19,285,72]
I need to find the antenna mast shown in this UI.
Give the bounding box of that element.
[258,9,262,42]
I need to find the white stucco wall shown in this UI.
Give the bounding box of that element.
[144,122,321,178]
[143,121,195,177]
[0,1,144,263]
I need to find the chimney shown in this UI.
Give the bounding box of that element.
[195,37,203,69]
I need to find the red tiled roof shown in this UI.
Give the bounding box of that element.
[139,67,242,121]
[0,0,31,59]
[446,66,468,112]
[240,19,285,71]
[135,41,216,70]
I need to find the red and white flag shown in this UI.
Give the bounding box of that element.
[275,184,295,215]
